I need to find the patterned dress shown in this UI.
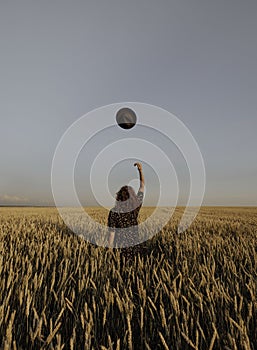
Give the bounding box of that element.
[108,191,144,254]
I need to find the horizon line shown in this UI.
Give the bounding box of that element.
[1,204,256,208]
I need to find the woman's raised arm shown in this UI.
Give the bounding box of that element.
[134,162,145,193]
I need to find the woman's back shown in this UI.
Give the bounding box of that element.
[108,190,143,247]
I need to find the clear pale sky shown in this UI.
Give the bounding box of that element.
[0,0,256,206]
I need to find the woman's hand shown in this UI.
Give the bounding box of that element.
[108,231,115,248]
[134,162,142,171]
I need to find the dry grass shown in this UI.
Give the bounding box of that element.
[0,206,257,349]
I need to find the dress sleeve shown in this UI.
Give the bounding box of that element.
[137,191,144,205]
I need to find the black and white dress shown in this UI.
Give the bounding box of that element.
[108,191,144,249]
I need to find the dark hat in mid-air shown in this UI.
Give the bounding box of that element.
[116,107,137,129]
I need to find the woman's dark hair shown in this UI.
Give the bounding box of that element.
[115,185,140,212]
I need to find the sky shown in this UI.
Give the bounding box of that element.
[0,0,257,207]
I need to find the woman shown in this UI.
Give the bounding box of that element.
[107,162,145,252]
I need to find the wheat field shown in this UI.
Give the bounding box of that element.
[0,207,257,349]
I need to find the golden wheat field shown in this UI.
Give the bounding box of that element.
[0,206,257,350]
